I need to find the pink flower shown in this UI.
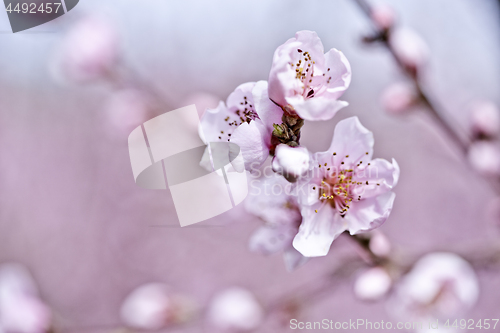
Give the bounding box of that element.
[55,15,119,82]
[354,267,392,301]
[268,31,351,121]
[120,283,195,330]
[467,141,500,176]
[380,82,418,115]
[0,264,51,333]
[292,117,399,257]
[371,4,396,31]
[207,288,263,331]
[246,174,308,271]
[388,253,479,326]
[389,28,429,71]
[199,81,283,170]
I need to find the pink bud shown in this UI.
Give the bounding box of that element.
[55,15,119,82]
[354,267,392,301]
[380,82,417,114]
[468,141,500,176]
[105,89,150,135]
[390,28,430,70]
[208,288,263,331]
[369,231,391,257]
[469,101,500,138]
[371,4,395,31]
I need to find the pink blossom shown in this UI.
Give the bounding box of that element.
[120,283,172,330]
[469,101,500,138]
[105,89,150,135]
[354,267,392,301]
[380,82,418,115]
[368,230,391,257]
[371,4,395,31]
[272,144,311,181]
[207,288,263,331]
[246,175,308,271]
[389,28,429,71]
[292,117,400,257]
[467,141,500,176]
[388,253,479,328]
[268,31,351,121]
[199,81,283,170]
[0,264,51,333]
[56,15,119,82]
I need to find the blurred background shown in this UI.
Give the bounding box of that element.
[0,0,499,332]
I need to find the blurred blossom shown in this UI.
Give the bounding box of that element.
[469,101,500,138]
[207,287,263,332]
[199,81,283,170]
[55,15,119,82]
[388,253,479,330]
[389,27,430,71]
[371,4,395,31]
[246,174,308,271]
[292,117,400,257]
[369,230,391,257]
[184,92,220,118]
[268,30,351,121]
[0,264,51,333]
[120,283,195,330]
[380,82,418,115]
[467,141,500,176]
[105,89,151,135]
[272,144,311,181]
[354,267,392,301]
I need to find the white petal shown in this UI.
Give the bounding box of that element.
[322,48,352,99]
[352,158,400,199]
[293,204,346,257]
[346,191,396,235]
[328,116,374,163]
[287,96,349,121]
[230,121,270,171]
[252,80,283,136]
[199,101,234,144]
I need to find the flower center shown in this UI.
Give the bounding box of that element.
[314,152,376,217]
[218,95,259,141]
[288,48,334,99]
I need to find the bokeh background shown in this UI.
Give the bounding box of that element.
[0,0,499,331]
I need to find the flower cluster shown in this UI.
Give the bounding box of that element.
[199,30,400,268]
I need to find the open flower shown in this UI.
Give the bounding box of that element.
[199,81,283,170]
[292,116,399,257]
[268,30,351,121]
[387,253,479,332]
[246,174,308,271]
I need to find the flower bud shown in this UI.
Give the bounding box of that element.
[207,287,263,331]
[389,28,429,72]
[354,267,392,301]
[380,82,417,115]
[369,231,391,257]
[469,101,500,138]
[371,4,395,31]
[468,141,500,176]
[54,15,119,82]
